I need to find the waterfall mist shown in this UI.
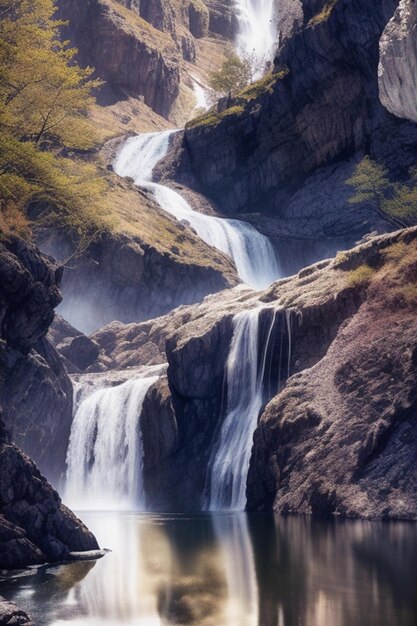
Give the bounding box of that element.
[114,131,281,291]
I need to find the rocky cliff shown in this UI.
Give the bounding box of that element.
[81,225,417,519]
[36,174,238,334]
[56,0,234,124]
[0,237,73,483]
[159,0,417,258]
[0,417,98,569]
[379,0,417,123]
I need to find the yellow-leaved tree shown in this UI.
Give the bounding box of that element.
[0,0,111,240]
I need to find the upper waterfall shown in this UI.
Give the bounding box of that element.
[235,0,277,77]
[114,131,281,290]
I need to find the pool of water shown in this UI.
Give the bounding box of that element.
[1,512,416,625]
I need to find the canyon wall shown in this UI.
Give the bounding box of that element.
[76,226,417,519]
[159,0,417,255]
[0,238,73,483]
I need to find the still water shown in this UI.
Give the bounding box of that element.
[1,512,417,626]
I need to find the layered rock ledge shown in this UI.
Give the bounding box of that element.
[81,226,417,519]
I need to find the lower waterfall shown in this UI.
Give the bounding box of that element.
[114,131,280,290]
[66,374,159,511]
[206,308,275,511]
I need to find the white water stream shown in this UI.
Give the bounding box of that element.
[206,307,276,511]
[65,2,281,514]
[113,130,280,290]
[235,0,277,77]
[66,371,160,511]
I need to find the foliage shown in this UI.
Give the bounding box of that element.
[209,49,254,97]
[185,105,244,130]
[383,183,417,221]
[347,263,374,287]
[238,68,289,102]
[0,0,111,242]
[347,157,414,228]
[308,0,338,27]
[347,157,390,207]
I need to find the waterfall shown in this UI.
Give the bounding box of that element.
[114,131,281,291]
[66,373,159,511]
[206,308,275,511]
[235,0,276,78]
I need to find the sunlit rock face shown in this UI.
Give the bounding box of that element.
[0,237,72,484]
[248,228,417,520]
[379,0,417,123]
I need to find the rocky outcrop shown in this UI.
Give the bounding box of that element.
[203,0,238,38]
[248,228,417,519]
[0,238,73,483]
[0,598,32,625]
[56,0,234,121]
[38,218,238,334]
[0,417,99,569]
[379,0,417,123]
[161,0,417,249]
[56,0,181,117]
[87,226,417,518]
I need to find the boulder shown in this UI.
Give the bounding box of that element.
[0,597,33,625]
[0,418,99,568]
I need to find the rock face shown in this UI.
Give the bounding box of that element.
[0,418,98,569]
[0,238,73,483]
[86,226,417,519]
[39,222,238,334]
[162,0,417,250]
[0,597,32,625]
[203,0,238,37]
[56,0,180,117]
[248,228,417,520]
[56,0,234,121]
[379,0,417,123]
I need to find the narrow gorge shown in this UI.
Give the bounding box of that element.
[2,0,417,624]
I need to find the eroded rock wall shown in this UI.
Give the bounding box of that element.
[0,417,98,569]
[0,237,72,483]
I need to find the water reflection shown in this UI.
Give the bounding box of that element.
[1,513,417,626]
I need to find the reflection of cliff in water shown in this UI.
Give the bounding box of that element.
[248,516,417,626]
[1,514,417,626]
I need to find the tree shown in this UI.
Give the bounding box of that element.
[209,49,254,97]
[0,0,110,241]
[0,0,100,148]
[347,157,408,228]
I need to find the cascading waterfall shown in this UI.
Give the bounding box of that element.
[66,373,159,511]
[206,308,276,511]
[113,131,281,290]
[235,0,277,78]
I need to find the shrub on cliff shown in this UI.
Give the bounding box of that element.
[209,48,254,97]
[0,0,111,240]
[347,157,417,228]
